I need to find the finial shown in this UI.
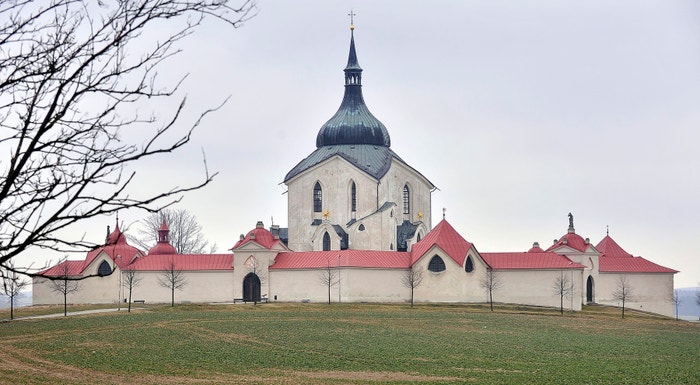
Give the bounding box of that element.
[442,207,446,219]
[606,225,609,236]
[348,9,356,30]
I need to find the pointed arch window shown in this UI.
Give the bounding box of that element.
[428,255,446,272]
[322,232,331,251]
[313,182,323,213]
[97,260,112,276]
[402,184,410,215]
[350,182,357,213]
[465,256,474,273]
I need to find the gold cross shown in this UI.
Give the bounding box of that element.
[348,10,356,28]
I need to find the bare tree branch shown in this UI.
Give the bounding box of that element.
[158,258,187,306]
[400,266,423,308]
[49,258,82,316]
[0,0,257,273]
[129,208,215,254]
[612,275,634,319]
[122,267,141,312]
[318,261,338,305]
[480,267,503,312]
[1,260,29,320]
[552,271,574,315]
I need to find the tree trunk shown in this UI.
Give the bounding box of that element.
[10,294,14,320]
[128,287,132,313]
[171,287,175,307]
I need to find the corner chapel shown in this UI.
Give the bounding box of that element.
[33,23,678,317]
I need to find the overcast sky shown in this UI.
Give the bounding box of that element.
[19,1,700,289]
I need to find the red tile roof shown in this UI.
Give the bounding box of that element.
[595,235,633,258]
[410,219,473,266]
[232,226,281,250]
[481,252,585,270]
[128,254,234,271]
[40,260,85,277]
[271,250,411,269]
[599,256,678,274]
[546,232,589,252]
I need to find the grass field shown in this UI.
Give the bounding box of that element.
[0,303,698,384]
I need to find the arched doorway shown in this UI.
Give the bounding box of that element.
[243,273,261,302]
[586,275,595,303]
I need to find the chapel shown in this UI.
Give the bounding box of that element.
[33,23,678,317]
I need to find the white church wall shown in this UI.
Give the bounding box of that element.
[596,272,674,317]
[379,160,433,227]
[32,273,120,305]
[495,270,584,311]
[123,270,235,304]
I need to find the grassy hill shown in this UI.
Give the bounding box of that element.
[0,303,698,384]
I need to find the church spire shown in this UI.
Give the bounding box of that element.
[315,19,391,148]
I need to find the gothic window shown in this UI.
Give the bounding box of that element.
[402,184,410,215]
[350,181,357,212]
[465,256,474,273]
[313,182,322,213]
[323,232,331,251]
[428,255,446,272]
[97,260,112,276]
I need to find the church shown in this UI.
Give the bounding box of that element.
[33,25,678,317]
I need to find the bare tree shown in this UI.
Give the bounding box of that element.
[696,286,700,307]
[158,259,187,306]
[318,262,339,304]
[122,268,142,312]
[50,260,81,316]
[0,0,256,276]
[244,257,267,305]
[1,261,29,320]
[671,290,682,321]
[552,271,574,315]
[401,266,424,308]
[612,275,634,318]
[130,208,216,254]
[480,267,503,311]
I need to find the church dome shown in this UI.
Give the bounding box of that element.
[315,28,391,148]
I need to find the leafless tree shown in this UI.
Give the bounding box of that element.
[695,286,700,307]
[671,290,682,321]
[50,260,81,316]
[122,268,142,312]
[401,266,424,308]
[318,262,339,305]
[158,258,187,306]
[480,267,503,311]
[0,0,256,276]
[130,208,216,254]
[244,257,267,305]
[1,261,29,320]
[612,275,634,318]
[552,271,574,314]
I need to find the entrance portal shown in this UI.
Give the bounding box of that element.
[586,275,594,303]
[243,273,261,302]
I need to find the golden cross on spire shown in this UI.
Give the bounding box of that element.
[348,9,356,30]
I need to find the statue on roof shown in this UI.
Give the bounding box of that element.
[568,212,574,230]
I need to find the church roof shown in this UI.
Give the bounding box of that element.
[595,234,633,258]
[481,252,585,270]
[315,28,391,148]
[599,256,678,274]
[546,232,590,253]
[129,254,233,271]
[232,222,283,250]
[40,220,143,277]
[284,144,404,182]
[271,250,411,269]
[410,219,473,266]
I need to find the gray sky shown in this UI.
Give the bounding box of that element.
[19,1,700,289]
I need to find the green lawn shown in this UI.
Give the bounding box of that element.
[0,303,697,384]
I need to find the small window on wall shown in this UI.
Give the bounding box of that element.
[428,255,446,272]
[322,232,331,251]
[97,260,112,276]
[313,182,323,213]
[465,256,474,273]
[402,185,410,215]
[350,181,357,212]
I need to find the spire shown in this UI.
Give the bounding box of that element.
[315,20,391,148]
